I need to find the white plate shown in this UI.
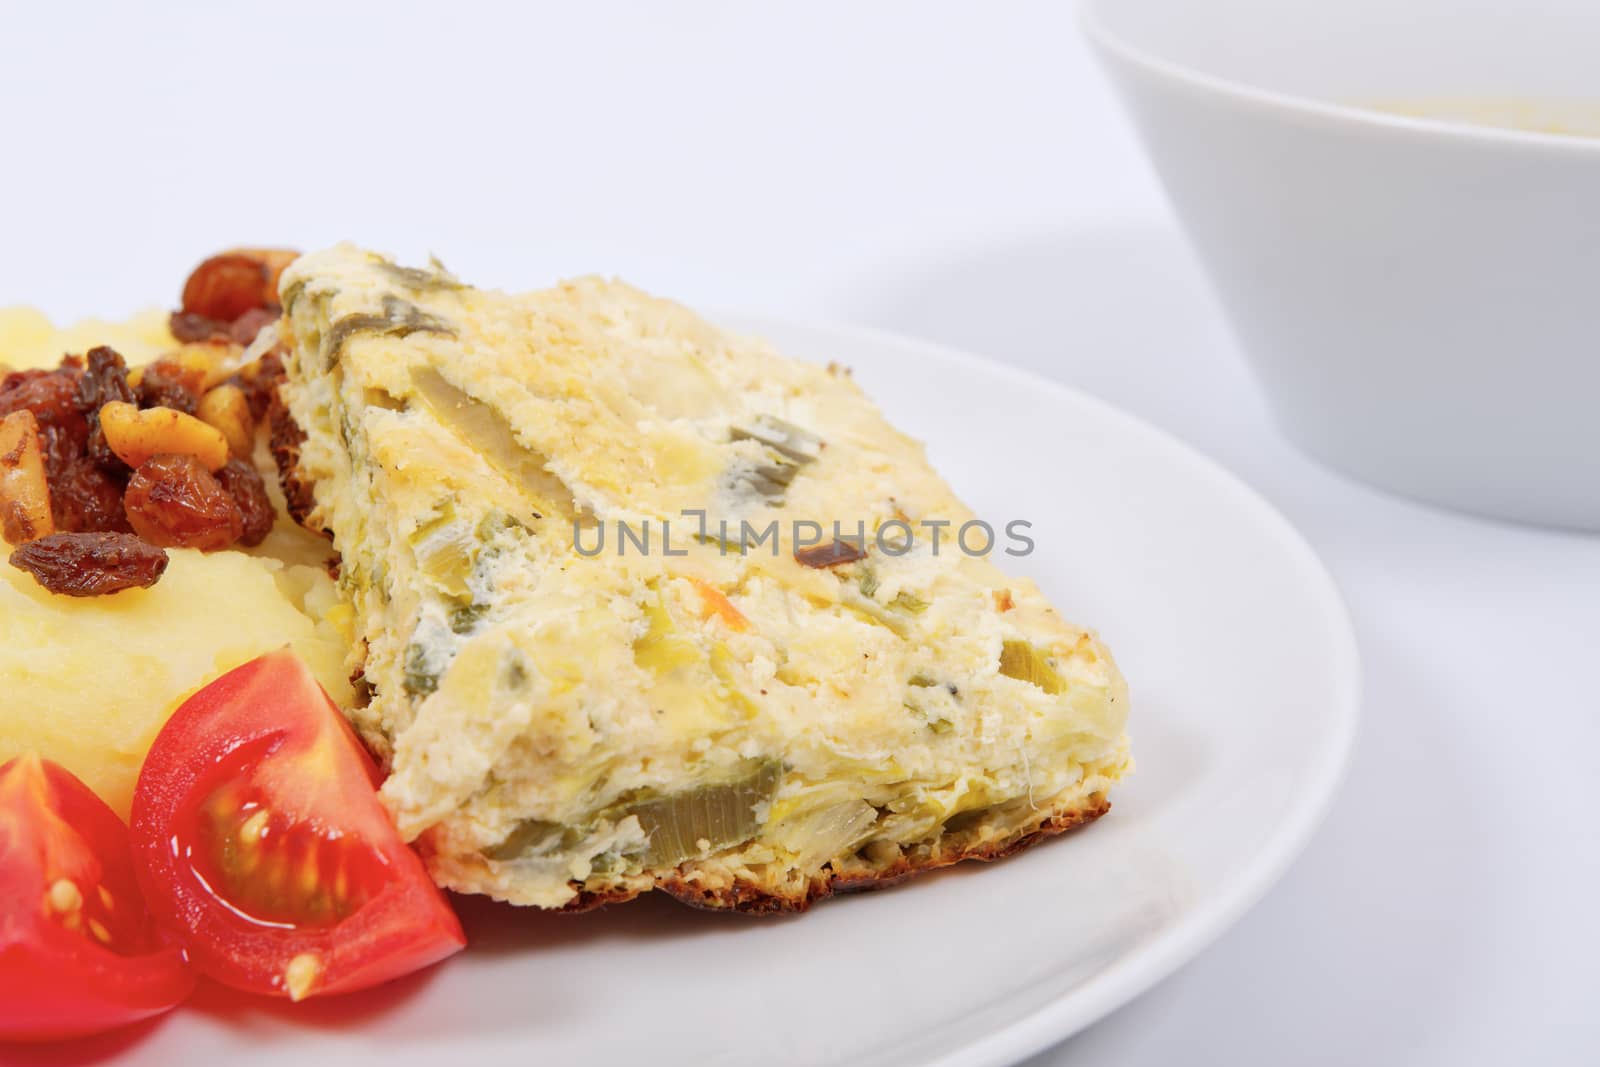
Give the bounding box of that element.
[38,317,1359,1067]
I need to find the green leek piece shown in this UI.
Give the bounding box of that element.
[324,295,453,366]
[730,415,823,463]
[402,642,440,696]
[410,509,475,597]
[890,591,928,614]
[411,368,573,514]
[998,639,1066,694]
[728,415,823,504]
[616,760,783,866]
[486,761,785,869]
[484,820,574,862]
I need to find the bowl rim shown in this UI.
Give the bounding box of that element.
[1078,0,1600,157]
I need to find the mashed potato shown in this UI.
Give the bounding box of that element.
[0,305,177,371]
[0,308,354,817]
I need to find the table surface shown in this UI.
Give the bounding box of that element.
[3,3,1596,1064]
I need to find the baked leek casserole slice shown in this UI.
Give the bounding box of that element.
[274,244,1131,911]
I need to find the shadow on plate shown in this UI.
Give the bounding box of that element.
[181,968,447,1034]
[451,884,800,957]
[0,1014,176,1067]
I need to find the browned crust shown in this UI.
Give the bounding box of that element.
[268,397,319,529]
[557,794,1111,915]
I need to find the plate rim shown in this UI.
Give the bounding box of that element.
[41,312,1361,1066]
[716,312,1363,1067]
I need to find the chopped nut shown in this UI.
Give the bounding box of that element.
[98,401,229,472]
[0,410,54,544]
[196,384,255,458]
[171,341,248,391]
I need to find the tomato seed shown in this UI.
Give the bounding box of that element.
[284,953,321,1002]
[298,848,320,896]
[239,809,269,845]
[47,878,82,913]
[197,783,387,929]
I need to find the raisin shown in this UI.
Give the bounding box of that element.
[123,453,242,551]
[230,306,279,347]
[9,531,167,597]
[214,458,275,547]
[232,350,287,421]
[1,366,87,435]
[49,454,130,533]
[0,366,53,396]
[181,252,274,322]
[169,310,230,344]
[135,358,203,415]
[75,346,136,414]
[38,413,127,532]
[71,347,139,475]
[39,423,75,476]
[85,420,127,475]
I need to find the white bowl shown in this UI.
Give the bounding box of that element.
[1083,0,1600,530]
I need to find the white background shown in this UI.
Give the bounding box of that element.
[2,2,1596,1064]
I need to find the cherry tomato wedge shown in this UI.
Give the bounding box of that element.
[130,649,464,1001]
[0,754,193,1041]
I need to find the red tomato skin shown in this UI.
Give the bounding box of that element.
[130,649,465,1001]
[0,755,193,1042]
